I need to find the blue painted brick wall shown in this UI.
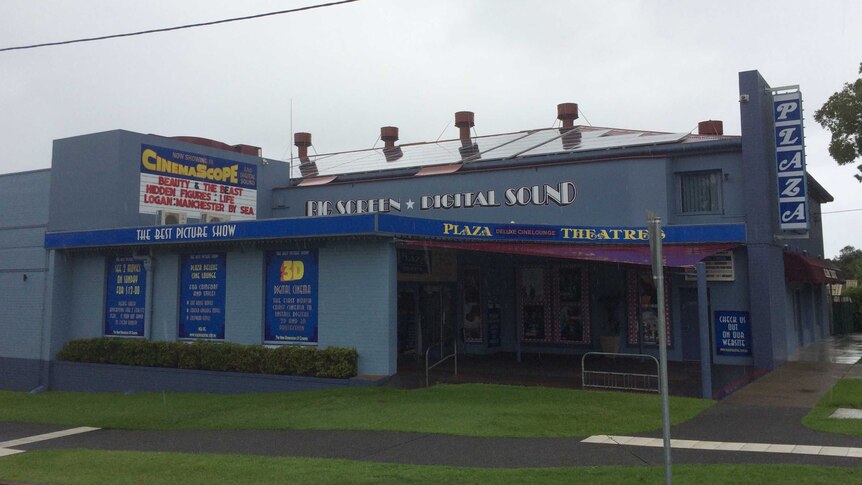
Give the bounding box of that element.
[150,251,180,342]
[225,250,264,345]
[319,240,397,375]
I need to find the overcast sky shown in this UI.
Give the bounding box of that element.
[2,0,860,258]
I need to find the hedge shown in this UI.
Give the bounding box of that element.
[57,338,358,379]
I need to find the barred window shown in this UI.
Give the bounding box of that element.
[678,171,722,213]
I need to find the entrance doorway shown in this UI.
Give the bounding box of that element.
[397,283,456,361]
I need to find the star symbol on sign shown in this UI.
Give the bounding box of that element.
[406,199,415,210]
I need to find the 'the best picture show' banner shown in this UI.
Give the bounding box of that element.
[715,310,751,356]
[105,257,147,337]
[179,253,226,339]
[265,250,319,344]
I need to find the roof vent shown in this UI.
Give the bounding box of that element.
[294,132,318,177]
[556,103,579,129]
[380,126,403,162]
[556,102,581,149]
[697,120,723,136]
[455,111,479,160]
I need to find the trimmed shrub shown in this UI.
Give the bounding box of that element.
[57,338,357,379]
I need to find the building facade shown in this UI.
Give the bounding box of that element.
[0,70,840,393]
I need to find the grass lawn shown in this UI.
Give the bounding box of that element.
[803,378,862,436]
[0,450,860,485]
[0,384,712,437]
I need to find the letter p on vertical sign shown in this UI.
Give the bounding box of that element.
[775,101,799,121]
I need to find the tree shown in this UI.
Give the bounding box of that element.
[833,245,862,281]
[842,285,862,330]
[814,62,862,181]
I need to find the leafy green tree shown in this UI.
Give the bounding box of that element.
[814,62,862,181]
[842,286,862,329]
[833,245,862,281]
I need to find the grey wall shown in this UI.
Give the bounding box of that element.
[0,170,50,379]
[788,197,827,258]
[150,250,180,342]
[48,130,291,232]
[667,152,746,226]
[67,253,107,343]
[46,240,399,376]
[739,70,791,368]
[274,157,676,226]
[225,250,265,345]
[319,240,398,375]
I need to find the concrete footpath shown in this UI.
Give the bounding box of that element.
[2,336,862,468]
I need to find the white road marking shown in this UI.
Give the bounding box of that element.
[0,426,100,451]
[830,408,862,419]
[582,435,862,458]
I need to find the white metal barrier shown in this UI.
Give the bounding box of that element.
[581,352,660,393]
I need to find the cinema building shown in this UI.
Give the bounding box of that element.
[0,70,842,395]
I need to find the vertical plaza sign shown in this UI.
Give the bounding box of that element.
[139,145,258,221]
[772,89,809,233]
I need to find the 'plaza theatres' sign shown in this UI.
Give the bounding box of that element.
[772,90,809,232]
[139,145,258,221]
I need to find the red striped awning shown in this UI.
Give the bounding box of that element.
[403,240,738,268]
[783,252,843,284]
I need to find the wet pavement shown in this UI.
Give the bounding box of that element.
[723,333,862,408]
[791,333,862,365]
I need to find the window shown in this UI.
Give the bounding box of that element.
[626,270,671,346]
[556,266,589,343]
[517,263,590,344]
[462,266,483,343]
[519,266,548,341]
[678,170,722,214]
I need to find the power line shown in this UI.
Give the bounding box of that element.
[817,208,862,215]
[0,0,359,53]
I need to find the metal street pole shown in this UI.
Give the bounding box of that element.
[648,214,672,485]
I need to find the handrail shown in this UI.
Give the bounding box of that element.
[425,337,458,387]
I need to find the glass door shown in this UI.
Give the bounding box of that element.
[419,285,455,358]
[397,289,419,356]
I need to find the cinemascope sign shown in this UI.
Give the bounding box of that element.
[139,145,258,221]
[772,90,809,233]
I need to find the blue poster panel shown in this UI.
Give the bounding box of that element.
[105,257,147,337]
[179,253,226,339]
[265,250,319,343]
[715,310,752,356]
